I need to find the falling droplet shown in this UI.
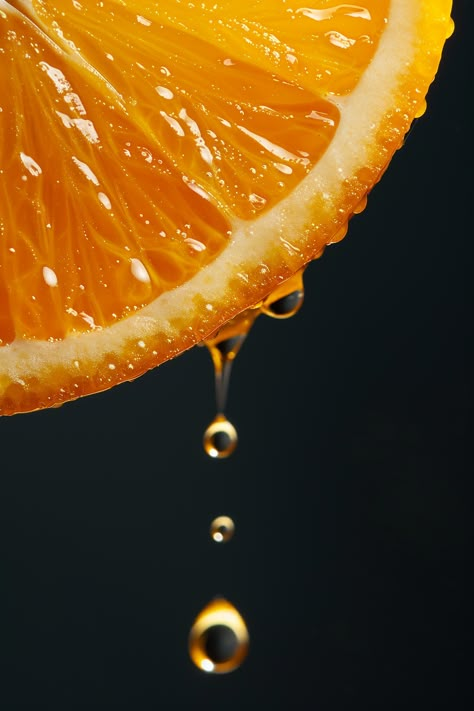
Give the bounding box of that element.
[188,597,249,674]
[210,515,235,543]
[261,267,305,319]
[203,414,237,459]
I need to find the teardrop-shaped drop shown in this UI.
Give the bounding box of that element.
[262,288,304,318]
[188,597,249,674]
[203,414,238,459]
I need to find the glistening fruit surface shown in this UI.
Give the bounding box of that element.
[0,1,453,414]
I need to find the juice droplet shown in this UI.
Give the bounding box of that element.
[261,267,305,319]
[210,515,235,543]
[446,16,455,38]
[414,99,427,119]
[203,414,237,459]
[327,221,348,244]
[352,193,368,215]
[188,597,249,674]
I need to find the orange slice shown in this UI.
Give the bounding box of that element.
[0,0,453,415]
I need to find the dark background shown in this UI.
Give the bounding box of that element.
[0,2,471,709]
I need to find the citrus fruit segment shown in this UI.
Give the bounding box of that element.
[0,0,453,415]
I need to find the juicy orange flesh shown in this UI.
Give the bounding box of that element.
[0,1,388,344]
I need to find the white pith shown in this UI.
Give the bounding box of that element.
[0,0,452,413]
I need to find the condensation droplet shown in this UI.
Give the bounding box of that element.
[98,192,112,210]
[136,14,152,26]
[20,152,42,176]
[130,258,151,283]
[155,85,174,100]
[42,266,58,287]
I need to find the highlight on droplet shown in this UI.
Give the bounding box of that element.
[20,152,42,177]
[130,257,151,283]
[42,266,58,287]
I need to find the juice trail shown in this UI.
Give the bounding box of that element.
[202,267,306,459]
[202,309,256,459]
[192,268,306,675]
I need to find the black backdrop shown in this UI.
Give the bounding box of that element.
[0,2,470,709]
